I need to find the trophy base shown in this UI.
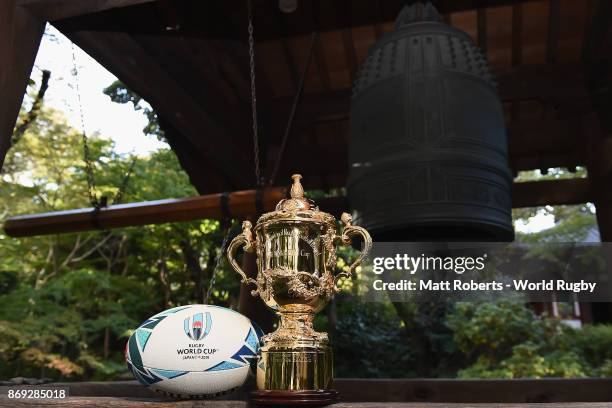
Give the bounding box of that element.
[256,345,333,391]
[250,389,338,406]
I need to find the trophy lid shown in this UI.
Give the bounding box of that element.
[256,174,336,227]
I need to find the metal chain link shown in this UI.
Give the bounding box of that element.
[71,43,100,209]
[204,0,261,303]
[71,43,136,208]
[248,0,263,187]
[204,221,234,304]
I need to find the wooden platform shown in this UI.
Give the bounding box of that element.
[1,379,611,407]
[1,399,611,408]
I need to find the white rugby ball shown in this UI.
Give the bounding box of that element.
[125,304,263,398]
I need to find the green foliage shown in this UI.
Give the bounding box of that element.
[571,324,612,376]
[448,302,538,360]
[390,300,466,377]
[0,96,237,380]
[103,81,164,141]
[449,302,612,378]
[332,298,415,378]
[457,346,587,379]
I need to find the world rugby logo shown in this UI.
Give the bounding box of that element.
[183,312,212,341]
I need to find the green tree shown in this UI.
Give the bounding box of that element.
[0,77,238,380]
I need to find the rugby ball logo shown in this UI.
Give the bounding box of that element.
[183,312,212,341]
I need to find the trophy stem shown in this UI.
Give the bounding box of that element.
[280,311,314,332]
[261,312,328,346]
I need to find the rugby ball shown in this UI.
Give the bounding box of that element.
[125,304,263,398]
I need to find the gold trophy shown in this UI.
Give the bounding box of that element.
[227,174,372,405]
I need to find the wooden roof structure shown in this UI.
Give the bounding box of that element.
[1,0,612,239]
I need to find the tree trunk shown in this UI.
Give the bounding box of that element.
[103,327,110,359]
[180,239,204,303]
[157,257,171,308]
[238,251,275,333]
[0,0,45,168]
[326,298,338,341]
[11,69,50,145]
[202,241,217,303]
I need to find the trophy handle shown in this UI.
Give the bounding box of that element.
[226,220,260,296]
[334,213,372,291]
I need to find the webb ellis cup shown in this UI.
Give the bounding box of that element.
[227,174,372,403]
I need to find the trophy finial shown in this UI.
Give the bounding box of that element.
[290,174,304,199]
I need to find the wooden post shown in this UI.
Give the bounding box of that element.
[583,115,612,239]
[0,1,45,169]
[583,0,612,241]
[583,115,612,324]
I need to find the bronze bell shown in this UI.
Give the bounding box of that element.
[349,2,513,241]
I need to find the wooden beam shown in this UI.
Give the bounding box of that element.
[510,2,523,122]
[336,378,612,403]
[507,117,582,154]
[158,118,227,195]
[583,0,612,135]
[2,189,349,237]
[209,40,252,105]
[584,112,612,241]
[496,63,590,103]
[310,0,332,92]
[338,0,358,84]
[511,2,523,66]
[63,30,252,191]
[507,116,586,172]
[583,114,612,177]
[4,179,594,237]
[134,35,248,134]
[477,6,487,56]
[582,0,612,62]
[546,0,560,63]
[374,0,385,39]
[512,178,592,208]
[3,188,289,237]
[18,0,155,21]
[583,2,612,242]
[275,9,301,92]
[0,1,45,169]
[314,0,542,34]
[43,0,544,43]
[435,0,540,14]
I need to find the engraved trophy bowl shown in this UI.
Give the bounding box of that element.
[227,174,372,404]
